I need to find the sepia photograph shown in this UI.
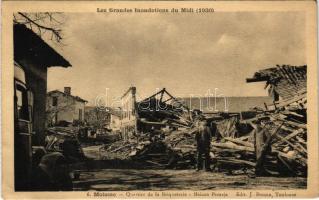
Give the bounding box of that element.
[2,1,318,198]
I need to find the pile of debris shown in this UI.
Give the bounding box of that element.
[45,126,86,163]
[207,65,307,176]
[99,119,252,171]
[245,64,307,176]
[251,111,307,176]
[136,88,193,131]
[100,133,172,168]
[98,113,307,176]
[46,126,78,151]
[98,65,307,176]
[100,138,151,160]
[211,137,255,174]
[99,107,307,176]
[162,128,198,168]
[210,112,307,176]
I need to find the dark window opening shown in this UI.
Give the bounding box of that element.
[52,97,58,106]
[79,109,83,120]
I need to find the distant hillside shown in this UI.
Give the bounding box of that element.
[178,96,273,113]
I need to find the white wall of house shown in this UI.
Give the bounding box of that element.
[110,114,121,131]
[73,101,85,121]
[46,91,86,124]
[119,87,137,140]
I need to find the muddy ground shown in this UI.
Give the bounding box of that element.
[74,144,307,192]
[73,145,307,191]
[72,168,306,191]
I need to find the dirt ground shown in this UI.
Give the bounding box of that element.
[72,168,306,191]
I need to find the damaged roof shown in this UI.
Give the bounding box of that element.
[47,90,87,103]
[246,65,307,100]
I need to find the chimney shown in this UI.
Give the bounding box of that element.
[64,87,71,95]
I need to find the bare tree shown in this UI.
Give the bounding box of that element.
[14,12,65,43]
[46,103,74,127]
[85,107,110,129]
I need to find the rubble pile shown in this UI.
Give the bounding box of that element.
[45,127,85,163]
[99,119,251,171]
[252,110,307,176]
[47,126,78,136]
[245,64,307,176]
[211,136,256,173]
[46,126,78,151]
[136,88,193,131]
[95,65,307,176]
[163,128,198,168]
[98,105,307,176]
[100,134,171,168]
[215,115,238,138]
[100,135,164,160]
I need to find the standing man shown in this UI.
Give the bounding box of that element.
[195,120,212,171]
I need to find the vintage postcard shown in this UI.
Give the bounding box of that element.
[1,1,318,199]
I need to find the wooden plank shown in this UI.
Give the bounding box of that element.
[296,143,307,154]
[224,137,254,148]
[255,125,265,166]
[272,93,306,108]
[284,129,305,140]
[246,77,269,83]
[109,143,132,153]
[211,147,255,154]
[271,116,307,129]
[295,136,306,145]
[145,160,166,167]
[211,141,255,152]
[280,125,295,132]
[281,110,304,118]
[218,158,256,167]
[274,128,305,147]
[275,134,307,157]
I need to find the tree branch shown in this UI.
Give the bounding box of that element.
[17,12,62,41]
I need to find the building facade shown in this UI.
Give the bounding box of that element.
[119,87,137,140]
[46,87,87,125]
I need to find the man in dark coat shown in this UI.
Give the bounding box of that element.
[195,120,212,171]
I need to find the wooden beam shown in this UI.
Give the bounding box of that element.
[218,158,256,167]
[140,88,165,102]
[271,93,306,108]
[211,141,255,152]
[271,116,306,129]
[246,77,269,83]
[275,134,307,157]
[224,137,254,148]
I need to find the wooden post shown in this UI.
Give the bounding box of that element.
[255,124,264,169]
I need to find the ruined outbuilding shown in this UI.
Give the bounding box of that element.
[246,65,307,110]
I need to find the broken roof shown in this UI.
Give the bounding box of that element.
[14,24,71,68]
[47,90,87,103]
[246,65,307,100]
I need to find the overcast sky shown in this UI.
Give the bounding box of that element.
[47,12,306,105]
